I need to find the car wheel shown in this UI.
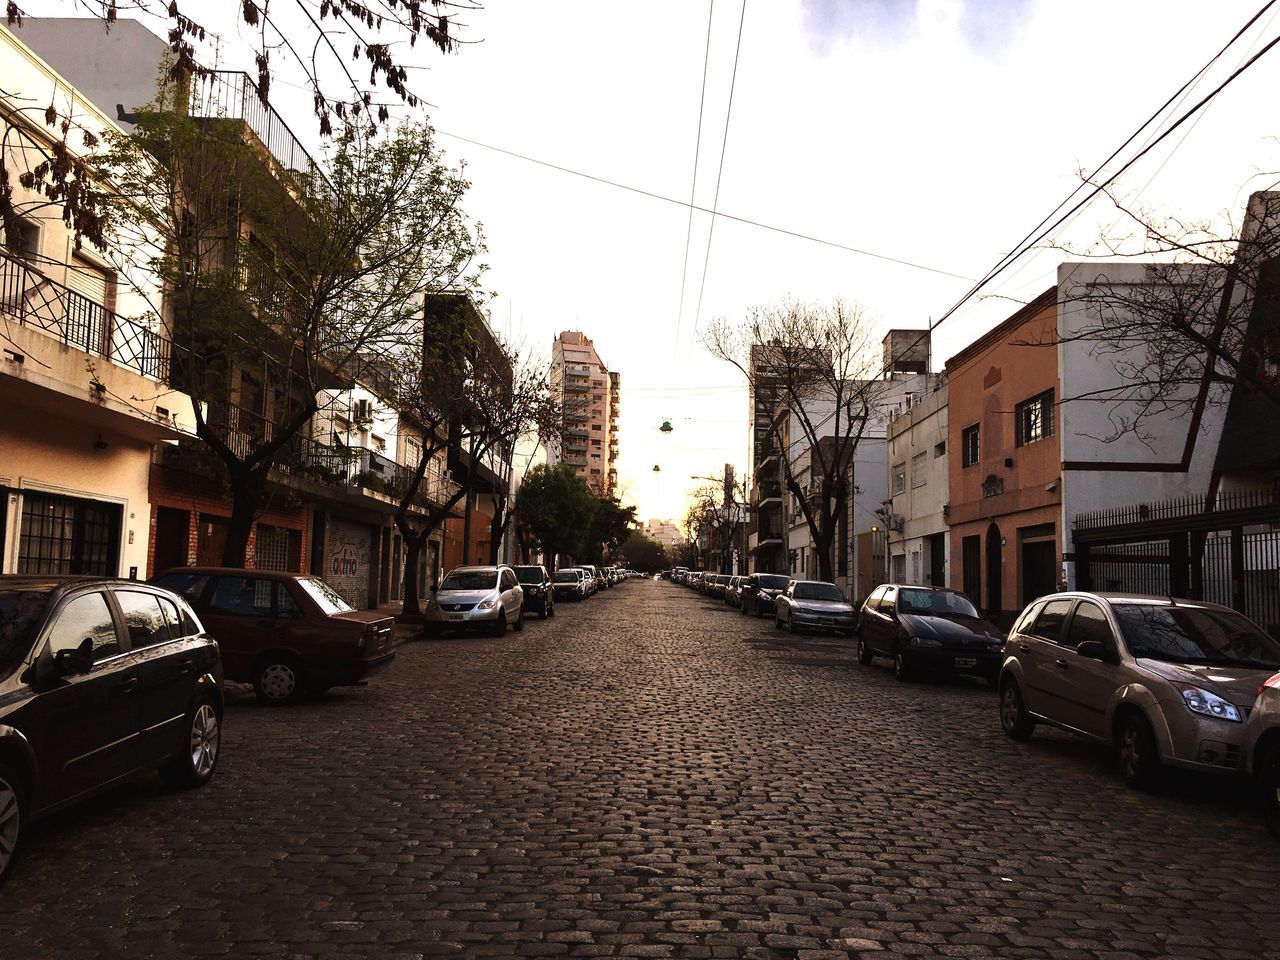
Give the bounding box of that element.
[893,647,914,682]
[160,697,221,789]
[548,600,556,618]
[1116,712,1162,791]
[787,613,799,634]
[491,611,507,636]
[513,608,525,632]
[999,676,1035,741]
[774,613,784,630]
[857,635,873,665]
[0,762,27,887]
[254,654,305,705]
[1258,742,1280,841]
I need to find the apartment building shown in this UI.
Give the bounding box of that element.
[549,331,619,497]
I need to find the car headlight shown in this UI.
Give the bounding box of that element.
[909,635,942,648]
[477,598,497,610]
[1173,684,1242,722]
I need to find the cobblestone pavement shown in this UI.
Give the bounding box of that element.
[3,580,1279,959]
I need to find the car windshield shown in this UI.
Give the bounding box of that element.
[553,571,580,583]
[0,585,53,675]
[898,588,980,618]
[296,577,355,615]
[717,575,732,584]
[440,571,499,591]
[514,567,545,584]
[1114,604,1280,668]
[757,575,790,590]
[794,583,846,602]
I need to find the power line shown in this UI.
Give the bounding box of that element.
[690,0,748,359]
[435,130,974,281]
[673,0,716,364]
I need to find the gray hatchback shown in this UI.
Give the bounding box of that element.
[998,592,1280,789]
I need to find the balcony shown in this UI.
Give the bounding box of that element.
[564,378,589,394]
[188,71,322,183]
[0,252,198,440]
[565,455,587,467]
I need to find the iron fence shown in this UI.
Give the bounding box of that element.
[187,71,319,179]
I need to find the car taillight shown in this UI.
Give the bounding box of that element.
[359,624,376,652]
[1257,672,1280,699]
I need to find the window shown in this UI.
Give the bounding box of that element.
[403,435,422,468]
[209,576,274,616]
[1015,389,1055,446]
[18,492,120,576]
[892,463,907,495]
[153,573,209,605]
[155,595,194,639]
[911,452,927,488]
[1032,599,1073,645]
[934,441,946,458]
[47,592,121,663]
[115,591,171,648]
[277,585,305,619]
[962,425,980,468]
[1068,601,1114,649]
[865,586,886,612]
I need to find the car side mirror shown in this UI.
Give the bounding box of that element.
[1075,640,1108,662]
[55,638,94,677]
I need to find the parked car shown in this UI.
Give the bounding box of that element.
[1245,672,1280,839]
[672,567,688,584]
[552,568,588,602]
[740,573,792,617]
[513,565,556,619]
[998,592,1280,789]
[154,568,394,705]
[425,565,525,637]
[580,564,605,592]
[0,576,223,885]
[774,580,856,635]
[856,584,1004,683]
[705,574,731,600]
[725,576,744,608]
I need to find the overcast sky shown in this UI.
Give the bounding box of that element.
[22,0,1280,524]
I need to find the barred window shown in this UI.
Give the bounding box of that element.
[962,425,980,468]
[1016,389,1055,447]
[891,463,907,495]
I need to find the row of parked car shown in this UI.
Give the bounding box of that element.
[667,567,1280,839]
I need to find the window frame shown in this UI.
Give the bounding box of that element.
[911,451,928,488]
[1015,389,1055,447]
[891,462,907,495]
[961,424,980,468]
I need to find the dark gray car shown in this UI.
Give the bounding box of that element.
[856,584,1003,683]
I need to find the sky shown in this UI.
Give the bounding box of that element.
[19,0,1280,524]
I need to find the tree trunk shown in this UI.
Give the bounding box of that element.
[221,466,267,567]
[813,527,835,582]
[488,495,506,564]
[400,527,425,617]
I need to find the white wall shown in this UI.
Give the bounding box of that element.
[886,382,949,586]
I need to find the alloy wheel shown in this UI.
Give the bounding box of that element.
[1119,725,1142,780]
[190,703,220,778]
[1000,687,1020,732]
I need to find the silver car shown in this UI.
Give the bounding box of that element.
[425,565,525,636]
[774,580,857,636]
[1244,672,1280,839]
[999,592,1280,789]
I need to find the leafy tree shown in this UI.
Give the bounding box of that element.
[583,496,635,565]
[100,100,482,565]
[683,476,746,574]
[516,463,596,570]
[619,535,666,573]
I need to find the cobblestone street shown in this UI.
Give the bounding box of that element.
[3,579,1278,958]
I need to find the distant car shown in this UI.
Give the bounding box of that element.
[856,584,1003,683]
[725,576,744,607]
[998,592,1280,790]
[1245,673,1280,840]
[580,564,605,592]
[0,576,223,885]
[552,568,588,602]
[775,580,856,636]
[513,565,555,619]
[425,565,525,637]
[740,573,792,617]
[705,574,732,600]
[154,568,394,705]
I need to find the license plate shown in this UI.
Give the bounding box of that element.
[955,657,977,668]
[445,613,463,621]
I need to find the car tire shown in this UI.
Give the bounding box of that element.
[159,696,221,789]
[1257,741,1280,841]
[490,611,507,637]
[548,601,556,618]
[0,761,28,887]
[857,635,873,665]
[893,648,914,682]
[774,613,784,630]
[787,613,799,634]
[253,654,305,705]
[1115,712,1162,791]
[999,676,1035,741]
[513,608,525,632]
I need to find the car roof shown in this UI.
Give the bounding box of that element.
[160,567,306,581]
[1030,591,1238,612]
[447,565,500,573]
[881,583,967,594]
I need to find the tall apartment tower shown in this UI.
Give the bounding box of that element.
[550,331,620,498]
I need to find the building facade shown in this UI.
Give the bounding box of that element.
[549,331,619,498]
[885,379,949,591]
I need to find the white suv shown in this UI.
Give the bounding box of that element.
[425,565,525,636]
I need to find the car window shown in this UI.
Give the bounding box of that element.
[1113,604,1280,668]
[864,586,885,611]
[209,576,274,617]
[152,573,210,606]
[46,592,122,663]
[155,595,191,639]
[757,575,790,590]
[1068,601,1115,649]
[1011,601,1044,636]
[794,583,846,602]
[898,589,980,618]
[0,585,53,675]
[441,570,499,591]
[115,590,172,648]
[277,584,305,619]
[553,571,579,583]
[1031,599,1073,644]
[505,570,519,589]
[881,587,897,610]
[295,577,354,615]
[514,567,545,584]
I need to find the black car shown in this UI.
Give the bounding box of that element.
[513,565,556,619]
[856,584,1004,683]
[740,573,792,617]
[0,576,224,885]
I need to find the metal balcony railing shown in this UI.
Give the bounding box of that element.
[0,252,200,387]
[187,71,321,181]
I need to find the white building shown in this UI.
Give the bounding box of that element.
[885,379,949,589]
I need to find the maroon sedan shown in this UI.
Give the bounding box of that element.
[152,568,395,705]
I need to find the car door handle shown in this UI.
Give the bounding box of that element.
[173,659,193,678]
[1018,643,1031,654]
[1055,658,1069,670]
[114,676,139,694]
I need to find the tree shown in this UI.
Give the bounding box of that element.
[704,300,886,582]
[583,496,635,565]
[1049,187,1280,443]
[516,463,595,571]
[620,535,667,573]
[100,101,482,565]
[683,475,745,574]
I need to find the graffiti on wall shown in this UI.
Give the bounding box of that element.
[326,517,372,608]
